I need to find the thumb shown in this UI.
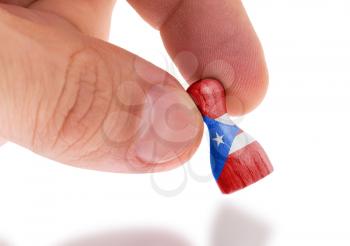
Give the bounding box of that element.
[0,137,5,146]
[0,6,203,172]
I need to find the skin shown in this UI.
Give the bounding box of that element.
[0,0,268,173]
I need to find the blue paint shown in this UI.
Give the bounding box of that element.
[203,116,240,180]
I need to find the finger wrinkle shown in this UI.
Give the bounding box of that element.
[158,0,184,30]
[0,0,36,7]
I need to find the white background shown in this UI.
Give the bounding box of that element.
[1,0,350,245]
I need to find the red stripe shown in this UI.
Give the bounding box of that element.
[236,129,244,135]
[217,141,273,194]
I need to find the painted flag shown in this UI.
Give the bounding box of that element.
[187,79,273,194]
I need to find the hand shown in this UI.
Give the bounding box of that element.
[0,0,268,173]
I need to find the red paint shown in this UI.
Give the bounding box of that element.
[187,79,227,119]
[217,141,273,194]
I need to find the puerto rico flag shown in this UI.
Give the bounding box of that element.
[203,113,272,194]
[187,78,273,194]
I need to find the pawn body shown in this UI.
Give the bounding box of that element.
[187,79,273,194]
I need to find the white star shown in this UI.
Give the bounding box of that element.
[213,132,224,147]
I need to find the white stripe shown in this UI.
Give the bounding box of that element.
[229,132,256,154]
[215,114,235,125]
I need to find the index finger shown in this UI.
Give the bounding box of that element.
[128,0,268,115]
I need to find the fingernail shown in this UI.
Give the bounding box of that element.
[134,85,202,164]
